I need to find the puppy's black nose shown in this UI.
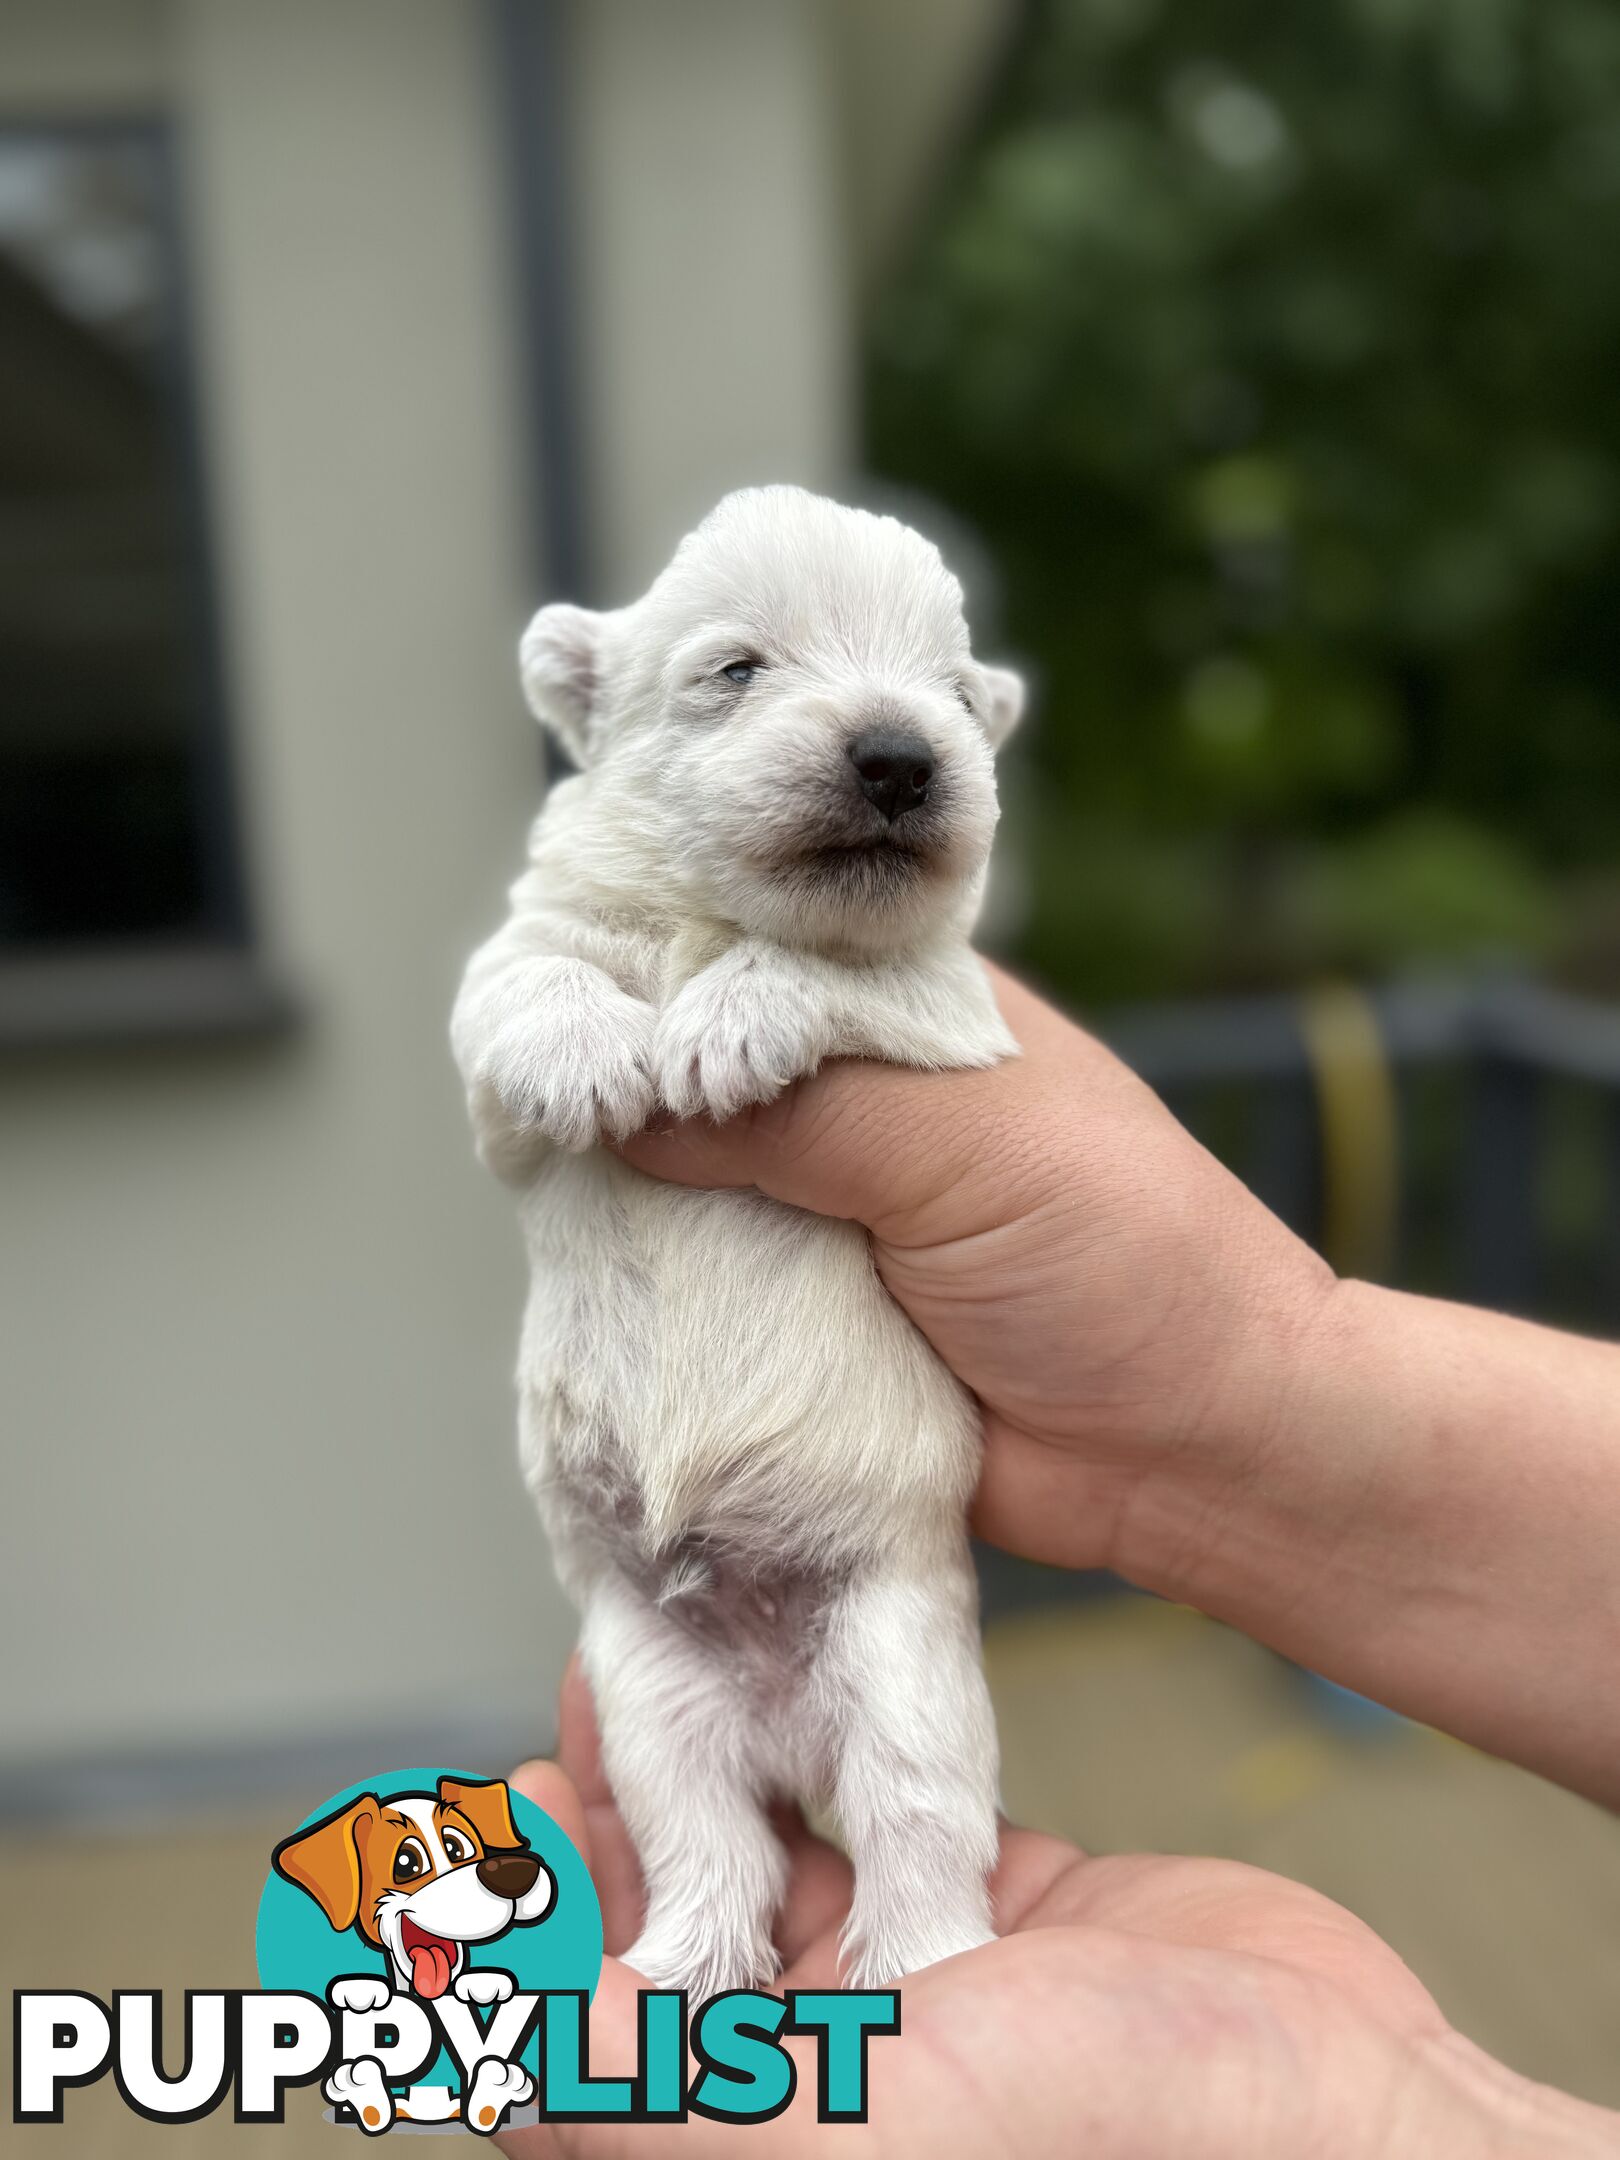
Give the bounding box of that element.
[477,1850,541,1899]
[847,733,935,822]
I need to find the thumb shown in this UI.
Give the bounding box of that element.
[614,1054,984,1238]
[615,967,1083,1244]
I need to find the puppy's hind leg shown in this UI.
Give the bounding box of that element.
[578,1573,787,2000]
[816,1552,999,1988]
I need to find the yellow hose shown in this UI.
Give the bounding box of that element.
[1297,982,1400,1282]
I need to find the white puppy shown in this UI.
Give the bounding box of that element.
[452,487,1022,1994]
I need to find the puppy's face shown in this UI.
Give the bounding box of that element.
[521,488,1022,950]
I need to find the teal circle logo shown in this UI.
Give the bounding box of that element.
[256,1767,601,2104]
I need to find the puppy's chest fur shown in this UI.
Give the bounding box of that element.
[513,941,982,1621]
[519,1143,978,1596]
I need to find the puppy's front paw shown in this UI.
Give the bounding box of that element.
[477,971,656,1150]
[325,2057,394,2134]
[655,956,827,1122]
[464,2057,534,2135]
[453,1966,514,2007]
[328,1975,392,2015]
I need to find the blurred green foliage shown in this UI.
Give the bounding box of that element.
[868,0,1620,1002]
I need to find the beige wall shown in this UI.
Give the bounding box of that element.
[1,0,566,1765]
[557,0,1015,601]
[564,0,852,600]
[828,0,1014,299]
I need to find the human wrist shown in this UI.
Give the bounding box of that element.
[1109,1220,1345,1605]
[1413,2034,1620,2159]
[1116,1263,1620,1803]
[1118,1265,1434,1635]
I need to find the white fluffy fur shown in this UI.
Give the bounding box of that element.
[452,488,1023,1993]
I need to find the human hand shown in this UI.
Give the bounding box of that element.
[623,965,1326,1581]
[496,1666,1609,2158]
[620,963,1620,1806]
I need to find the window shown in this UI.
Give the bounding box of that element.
[0,120,279,1041]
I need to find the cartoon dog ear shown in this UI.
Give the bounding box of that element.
[981,663,1025,750]
[437,1775,526,1853]
[271,1794,381,1931]
[519,603,601,768]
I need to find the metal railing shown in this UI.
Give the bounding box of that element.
[1101,975,1620,1326]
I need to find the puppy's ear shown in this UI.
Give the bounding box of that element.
[272,1794,381,1932]
[438,1775,526,1853]
[519,602,601,767]
[981,664,1025,750]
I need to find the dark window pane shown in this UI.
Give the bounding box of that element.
[0,125,237,951]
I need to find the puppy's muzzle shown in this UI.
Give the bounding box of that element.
[847,732,934,823]
[476,1849,542,1898]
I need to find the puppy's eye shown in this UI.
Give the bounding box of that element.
[441,1829,473,1865]
[392,1837,431,1884]
[719,660,758,687]
[954,678,976,713]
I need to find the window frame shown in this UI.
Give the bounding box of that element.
[0,111,290,1047]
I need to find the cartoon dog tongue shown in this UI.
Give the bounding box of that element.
[402,1922,455,1999]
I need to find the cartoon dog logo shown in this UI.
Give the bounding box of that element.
[272,1775,557,2132]
[273,1773,556,2001]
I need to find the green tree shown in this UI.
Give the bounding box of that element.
[869,0,1620,1002]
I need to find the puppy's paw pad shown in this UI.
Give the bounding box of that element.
[328,1975,393,2015]
[453,1967,515,2006]
[464,2057,533,2135]
[325,2058,394,2134]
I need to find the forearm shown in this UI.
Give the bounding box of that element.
[1132,1278,1620,1807]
